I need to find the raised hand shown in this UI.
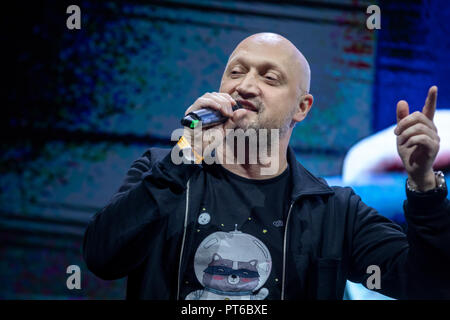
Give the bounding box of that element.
[394,86,440,191]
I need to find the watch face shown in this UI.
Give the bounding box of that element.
[407,171,447,193]
[436,171,447,190]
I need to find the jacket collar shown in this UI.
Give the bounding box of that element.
[286,146,335,200]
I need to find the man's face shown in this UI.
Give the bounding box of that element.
[219,37,304,136]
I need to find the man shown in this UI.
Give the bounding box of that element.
[82,33,449,300]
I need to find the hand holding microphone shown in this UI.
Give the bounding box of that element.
[182,100,243,129]
[178,92,246,162]
[181,93,243,129]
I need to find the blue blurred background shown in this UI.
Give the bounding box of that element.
[1,0,449,299]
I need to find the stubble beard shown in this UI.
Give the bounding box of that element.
[226,105,293,162]
[242,105,293,142]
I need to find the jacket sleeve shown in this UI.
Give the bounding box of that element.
[347,186,450,299]
[82,147,200,280]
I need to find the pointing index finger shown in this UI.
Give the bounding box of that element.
[422,85,438,121]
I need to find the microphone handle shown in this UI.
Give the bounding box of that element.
[181,102,243,129]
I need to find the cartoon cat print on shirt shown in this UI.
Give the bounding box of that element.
[186,228,271,300]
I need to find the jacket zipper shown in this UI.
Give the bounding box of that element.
[281,200,295,300]
[176,179,190,300]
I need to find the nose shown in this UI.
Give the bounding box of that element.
[228,274,240,284]
[236,71,260,98]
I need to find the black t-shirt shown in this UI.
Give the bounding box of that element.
[181,163,292,300]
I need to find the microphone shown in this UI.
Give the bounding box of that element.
[181,102,243,129]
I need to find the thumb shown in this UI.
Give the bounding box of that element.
[223,109,247,131]
[396,100,409,123]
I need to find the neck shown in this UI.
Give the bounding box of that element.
[216,132,289,180]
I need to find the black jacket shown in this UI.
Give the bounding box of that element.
[82,146,450,299]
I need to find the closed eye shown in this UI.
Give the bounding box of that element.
[264,72,279,81]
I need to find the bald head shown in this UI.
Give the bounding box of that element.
[228,33,311,94]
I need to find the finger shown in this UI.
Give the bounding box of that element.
[395,111,437,136]
[217,92,237,106]
[222,109,248,131]
[394,100,409,135]
[231,109,248,122]
[211,93,234,116]
[205,93,233,116]
[396,100,409,123]
[422,85,438,121]
[403,133,437,150]
[185,93,214,114]
[397,122,438,146]
[190,97,226,115]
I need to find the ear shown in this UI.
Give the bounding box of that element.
[292,93,313,123]
[248,259,258,266]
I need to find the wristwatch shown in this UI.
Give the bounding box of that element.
[406,170,447,194]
